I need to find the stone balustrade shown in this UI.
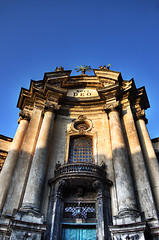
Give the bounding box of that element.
[50,163,110,184]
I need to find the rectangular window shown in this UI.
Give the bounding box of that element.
[68,136,93,164]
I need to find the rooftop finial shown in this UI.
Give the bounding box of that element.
[99,64,111,70]
[55,66,64,72]
[75,65,92,75]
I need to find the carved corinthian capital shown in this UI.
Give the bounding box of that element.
[44,101,61,113]
[133,109,148,124]
[104,101,120,113]
[18,110,31,124]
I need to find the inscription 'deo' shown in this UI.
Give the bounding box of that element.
[67,89,98,98]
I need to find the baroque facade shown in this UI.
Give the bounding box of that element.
[0,66,159,240]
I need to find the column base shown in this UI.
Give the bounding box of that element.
[109,221,147,240]
[14,209,44,224]
[113,208,141,225]
[0,211,46,240]
[0,206,47,240]
[147,219,159,239]
[0,215,11,239]
[20,203,41,216]
[9,216,46,240]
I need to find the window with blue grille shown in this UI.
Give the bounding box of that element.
[68,136,93,163]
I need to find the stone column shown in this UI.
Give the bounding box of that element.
[106,103,138,220]
[104,113,118,218]
[21,102,57,213]
[50,180,66,240]
[135,110,159,215]
[2,106,43,215]
[122,103,157,219]
[0,111,30,212]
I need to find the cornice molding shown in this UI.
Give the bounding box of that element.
[34,98,45,110]
[16,69,150,118]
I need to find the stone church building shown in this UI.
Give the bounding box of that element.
[0,66,159,239]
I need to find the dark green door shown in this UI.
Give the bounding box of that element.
[62,227,96,240]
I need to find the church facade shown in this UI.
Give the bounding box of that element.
[0,66,159,239]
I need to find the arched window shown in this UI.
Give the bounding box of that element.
[68,136,93,163]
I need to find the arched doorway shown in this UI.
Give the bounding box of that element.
[48,163,112,240]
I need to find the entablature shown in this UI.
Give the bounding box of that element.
[16,68,150,115]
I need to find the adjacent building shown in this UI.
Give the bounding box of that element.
[0,66,159,239]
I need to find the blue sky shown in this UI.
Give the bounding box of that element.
[0,0,159,139]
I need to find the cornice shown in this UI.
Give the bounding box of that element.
[16,68,150,116]
[43,70,72,84]
[61,75,102,88]
[17,84,67,110]
[0,135,13,142]
[93,69,123,83]
[98,83,120,102]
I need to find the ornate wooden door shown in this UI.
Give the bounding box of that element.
[62,227,96,240]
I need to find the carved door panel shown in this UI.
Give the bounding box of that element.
[62,227,96,240]
[80,228,96,240]
[62,228,79,240]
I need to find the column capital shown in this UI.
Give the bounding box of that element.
[104,101,120,114]
[18,110,31,124]
[133,108,148,124]
[44,101,60,113]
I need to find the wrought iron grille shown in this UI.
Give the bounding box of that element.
[64,202,96,219]
[68,136,93,163]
